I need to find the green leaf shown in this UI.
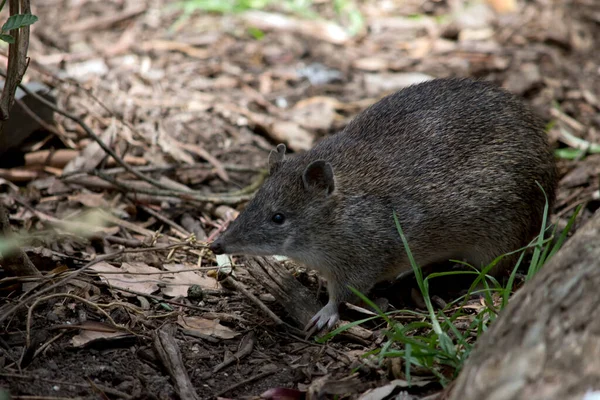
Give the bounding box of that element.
[2,13,38,32]
[247,26,265,40]
[554,148,584,159]
[0,34,13,43]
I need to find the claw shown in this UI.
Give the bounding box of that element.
[304,301,339,338]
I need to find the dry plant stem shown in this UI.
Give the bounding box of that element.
[223,275,304,336]
[227,170,267,196]
[0,0,31,120]
[0,251,123,326]
[13,79,264,201]
[245,257,322,329]
[0,204,40,276]
[89,265,223,275]
[6,78,176,191]
[25,293,127,347]
[212,331,256,373]
[153,325,201,400]
[140,205,191,237]
[26,49,153,148]
[94,170,254,205]
[62,162,262,178]
[214,369,276,398]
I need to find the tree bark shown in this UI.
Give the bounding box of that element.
[449,209,600,400]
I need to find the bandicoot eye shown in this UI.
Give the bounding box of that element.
[272,213,285,224]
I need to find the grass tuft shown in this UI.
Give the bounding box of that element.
[319,195,581,387]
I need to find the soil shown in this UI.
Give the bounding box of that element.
[0,0,599,399]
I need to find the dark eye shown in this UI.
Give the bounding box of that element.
[271,213,285,224]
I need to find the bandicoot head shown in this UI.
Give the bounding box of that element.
[209,144,337,262]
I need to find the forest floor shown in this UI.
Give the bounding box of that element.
[1,0,599,399]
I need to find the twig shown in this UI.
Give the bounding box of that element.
[61,162,262,180]
[153,325,200,400]
[212,330,256,373]
[26,292,128,347]
[140,205,191,237]
[226,170,267,196]
[94,170,254,205]
[223,276,303,336]
[0,251,123,326]
[213,368,277,398]
[0,73,176,192]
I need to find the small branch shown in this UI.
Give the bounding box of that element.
[26,293,125,347]
[0,0,31,121]
[214,368,277,398]
[0,75,177,191]
[212,330,256,373]
[94,170,254,205]
[0,251,123,326]
[153,325,201,400]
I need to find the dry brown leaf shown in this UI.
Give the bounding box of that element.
[139,40,212,59]
[160,263,220,297]
[67,192,109,208]
[352,57,390,72]
[156,127,196,165]
[241,11,351,45]
[177,142,229,182]
[90,262,219,298]
[63,121,117,174]
[72,330,128,347]
[291,96,341,131]
[177,315,240,339]
[364,72,434,97]
[90,261,160,296]
[486,0,517,13]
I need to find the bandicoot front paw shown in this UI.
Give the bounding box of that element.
[304,301,339,334]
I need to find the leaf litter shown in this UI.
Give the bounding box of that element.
[0,0,599,398]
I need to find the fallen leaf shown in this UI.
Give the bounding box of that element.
[90,261,161,296]
[242,11,351,45]
[71,321,129,347]
[63,122,117,174]
[291,96,340,131]
[177,315,240,339]
[67,192,109,208]
[358,378,437,400]
[486,0,517,13]
[364,72,434,97]
[161,263,220,297]
[72,330,129,347]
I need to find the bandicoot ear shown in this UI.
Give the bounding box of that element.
[302,160,335,196]
[268,143,287,174]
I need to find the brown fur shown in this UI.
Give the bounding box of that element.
[210,78,558,330]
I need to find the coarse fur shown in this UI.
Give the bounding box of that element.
[210,77,558,331]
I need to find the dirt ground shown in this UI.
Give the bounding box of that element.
[1,0,599,399]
